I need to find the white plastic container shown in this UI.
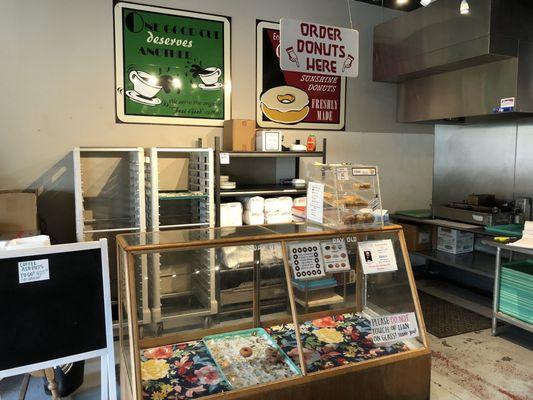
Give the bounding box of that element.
[277,197,294,214]
[242,196,265,213]
[437,227,474,254]
[243,210,265,225]
[264,198,281,213]
[256,130,282,151]
[265,212,292,224]
[220,202,243,227]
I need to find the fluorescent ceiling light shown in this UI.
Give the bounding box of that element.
[460,0,470,14]
[420,0,435,6]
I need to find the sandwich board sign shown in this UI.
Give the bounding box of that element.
[0,240,116,399]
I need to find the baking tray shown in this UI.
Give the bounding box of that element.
[291,277,337,291]
[203,328,301,389]
[484,224,523,237]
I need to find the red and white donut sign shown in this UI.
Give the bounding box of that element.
[280,18,359,78]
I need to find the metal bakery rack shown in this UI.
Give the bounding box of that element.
[73,147,149,322]
[145,146,216,332]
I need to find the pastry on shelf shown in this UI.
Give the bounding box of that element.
[353,182,372,190]
[333,195,369,208]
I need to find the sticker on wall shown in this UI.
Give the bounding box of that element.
[256,21,346,130]
[114,2,231,125]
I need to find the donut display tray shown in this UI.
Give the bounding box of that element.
[203,328,301,389]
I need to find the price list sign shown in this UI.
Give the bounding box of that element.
[288,241,326,280]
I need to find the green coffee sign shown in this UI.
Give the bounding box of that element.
[114,3,231,125]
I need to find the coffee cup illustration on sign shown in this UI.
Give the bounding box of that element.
[126,70,162,105]
[190,65,223,90]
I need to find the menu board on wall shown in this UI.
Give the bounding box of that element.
[256,21,346,130]
[114,2,231,125]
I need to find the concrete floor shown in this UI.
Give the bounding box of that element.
[2,328,533,399]
[430,327,533,400]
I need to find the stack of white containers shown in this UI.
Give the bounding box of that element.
[242,196,265,225]
[239,196,293,225]
[220,202,243,227]
[265,197,293,224]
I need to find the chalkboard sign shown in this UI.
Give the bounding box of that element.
[114,2,231,126]
[0,240,116,399]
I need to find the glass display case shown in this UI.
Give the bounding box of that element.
[307,163,384,228]
[117,223,430,400]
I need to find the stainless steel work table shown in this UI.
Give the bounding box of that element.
[482,239,533,336]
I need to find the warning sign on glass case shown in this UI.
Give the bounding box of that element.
[370,312,419,344]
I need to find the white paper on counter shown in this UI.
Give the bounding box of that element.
[508,221,533,249]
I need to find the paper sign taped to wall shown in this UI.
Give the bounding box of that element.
[370,312,419,344]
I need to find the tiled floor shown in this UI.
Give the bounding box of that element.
[2,328,532,399]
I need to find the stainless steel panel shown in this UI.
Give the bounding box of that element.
[514,121,533,200]
[433,124,517,206]
[398,59,519,123]
[432,206,512,226]
[373,0,533,123]
[373,0,493,82]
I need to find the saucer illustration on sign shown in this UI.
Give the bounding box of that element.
[198,82,223,90]
[190,65,223,90]
[126,70,162,106]
[125,90,161,105]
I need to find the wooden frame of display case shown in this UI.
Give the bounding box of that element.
[117,224,431,400]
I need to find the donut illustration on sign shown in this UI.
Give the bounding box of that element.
[260,85,310,124]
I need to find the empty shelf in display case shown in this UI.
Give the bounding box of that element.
[307,163,384,228]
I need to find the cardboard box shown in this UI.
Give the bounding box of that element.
[223,119,256,151]
[0,191,38,238]
[437,227,474,254]
[400,223,432,252]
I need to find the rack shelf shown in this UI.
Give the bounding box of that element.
[158,191,209,201]
[220,184,307,197]
[222,151,324,158]
[214,137,327,227]
[413,249,495,279]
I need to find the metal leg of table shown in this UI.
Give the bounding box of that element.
[491,247,502,336]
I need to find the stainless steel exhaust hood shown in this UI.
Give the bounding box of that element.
[373,0,533,123]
